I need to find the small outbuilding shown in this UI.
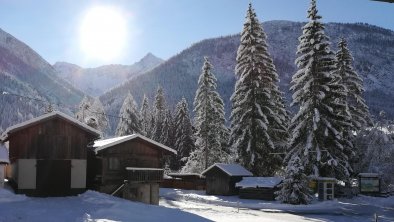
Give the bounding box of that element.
[236,177,283,201]
[201,163,253,195]
[1,111,101,196]
[358,173,382,195]
[90,134,176,205]
[316,177,336,201]
[0,143,10,188]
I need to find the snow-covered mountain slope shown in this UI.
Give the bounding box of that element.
[54,53,163,96]
[100,21,394,133]
[0,28,84,132]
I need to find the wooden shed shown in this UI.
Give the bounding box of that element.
[90,134,176,204]
[0,111,101,196]
[0,142,9,188]
[236,177,283,201]
[201,163,253,195]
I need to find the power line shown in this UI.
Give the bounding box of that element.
[1,90,132,122]
[1,90,47,103]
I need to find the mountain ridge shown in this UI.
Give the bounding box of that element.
[53,53,164,96]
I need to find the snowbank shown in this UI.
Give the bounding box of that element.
[0,189,209,222]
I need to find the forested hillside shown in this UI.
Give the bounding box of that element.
[100,21,394,134]
[0,28,84,132]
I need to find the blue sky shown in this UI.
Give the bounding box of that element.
[0,0,392,67]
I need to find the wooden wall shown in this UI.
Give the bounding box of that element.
[92,138,165,191]
[8,118,98,162]
[239,187,278,201]
[205,167,243,195]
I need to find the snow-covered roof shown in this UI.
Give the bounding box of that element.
[201,163,253,177]
[358,173,381,177]
[236,177,283,188]
[0,111,101,141]
[92,134,176,155]
[0,143,9,164]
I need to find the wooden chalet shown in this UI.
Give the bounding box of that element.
[201,163,253,195]
[236,177,283,201]
[90,134,176,205]
[0,143,9,188]
[0,111,101,196]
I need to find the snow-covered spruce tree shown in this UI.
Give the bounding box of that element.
[161,109,176,148]
[75,96,109,133]
[181,147,205,174]
[286,0,352,180]
[115,92,142,136]
[353,111,394,186]
[276,155,313,205]
[140,94,151,137]
[152,86,167,143]
[172,98,195,170]
[335,38,372,130]
[229,3,288,176]
[183,57,228,173]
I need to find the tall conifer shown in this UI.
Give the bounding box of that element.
[229,3,288,176]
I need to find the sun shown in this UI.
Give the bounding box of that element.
[79,6,128,62]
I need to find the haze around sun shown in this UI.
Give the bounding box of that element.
[79,6,129,63]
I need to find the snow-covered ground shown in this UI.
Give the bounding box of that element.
[0,189,209,222]
[1,187,393,222]
[159,188,394,222]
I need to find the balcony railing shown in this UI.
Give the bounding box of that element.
[125,167,164,182]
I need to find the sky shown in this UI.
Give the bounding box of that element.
[0,0,392,68]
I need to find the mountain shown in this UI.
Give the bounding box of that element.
[100,21,394,134]
[53,53,163,96]
[0,28,84,132]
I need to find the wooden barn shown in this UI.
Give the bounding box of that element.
[90,134,176,205]
[0,111,101,196]
[201,163,253,195]
[0,143,9,188]
[236,177,283,201]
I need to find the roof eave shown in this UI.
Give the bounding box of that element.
[93,134,177,155]
[1,111,102,141]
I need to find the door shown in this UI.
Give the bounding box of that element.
[36,160,71,196]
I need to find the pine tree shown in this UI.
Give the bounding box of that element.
[153,86,167,143]
[116,92,142,136]
[229,3,288,176]
[161,109,175,147]
[172,98,195,170]
[75,96,109,133]
[140,94,151,137]
[183,57,228,173]
[286,0,352,180]
[276,155,312,205]
[335,38,372,130]
[353,111,394,185]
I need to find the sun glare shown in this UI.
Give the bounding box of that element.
[79,6,128,62]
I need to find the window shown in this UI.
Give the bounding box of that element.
[108,157,121,170]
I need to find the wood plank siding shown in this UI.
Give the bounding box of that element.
[8,118,97,162]
[91,138,166,193]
